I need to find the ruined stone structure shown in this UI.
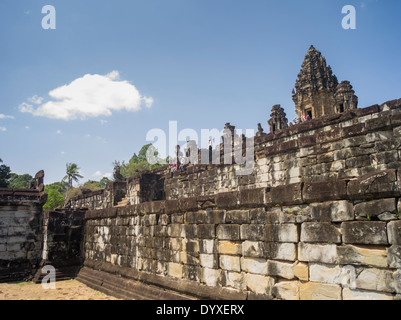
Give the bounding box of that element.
[293,45,358,119]
[64,97,401,300]
[268,104,288,134]
[0,173,47,282]
[1,47,401,300]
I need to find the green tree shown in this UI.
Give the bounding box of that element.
[0,158,11,188]
[99,177,111,188]
[8,173,33,189]
[118,144,167,178]
[43,183,65,211]
[63,163,83,198]
[82,180,103,191]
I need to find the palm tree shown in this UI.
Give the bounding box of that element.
[63,163,83,198]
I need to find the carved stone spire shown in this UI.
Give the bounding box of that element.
[292,45,339,119]
[334,81,358,112]
[268,104,288,134]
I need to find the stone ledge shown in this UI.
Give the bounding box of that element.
[82,259,248,300]
[84,169,401,220]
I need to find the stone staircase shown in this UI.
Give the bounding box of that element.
[115,194,129,207]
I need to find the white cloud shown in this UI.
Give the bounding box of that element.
[100,119,108,125]
[25,126,30,129]
[93,170,102,177]
[0,114,15,119]
[143,96,154,108]
[18,102,34,113]
[93,171,112,179]
[106,70,120,80]
[19,71,154,120]
[0,127,6,132]
[28,95,44,105]
[60,151,66,155]
[56,130,61,134]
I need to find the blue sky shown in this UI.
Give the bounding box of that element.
[0,0,400,185]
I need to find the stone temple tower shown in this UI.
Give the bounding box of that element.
[268,104,288,134]
[292,45,358,119]
[335,81,358,113]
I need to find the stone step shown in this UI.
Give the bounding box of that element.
[115,195,129,207]
[76,267,197,300]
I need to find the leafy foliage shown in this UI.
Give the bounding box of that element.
[116,144,167,178]
[43,183,66,211]
[63,163,83,187]
[0,158,11,188]
[8,173,33,189]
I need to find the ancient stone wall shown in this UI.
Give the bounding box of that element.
[127,170,166,205]
[66,181,127,210]
[57,98,398,299]
[41,209,85,267]
[80,178,401,300]
[0,188,47,282]
[164,99,401,199]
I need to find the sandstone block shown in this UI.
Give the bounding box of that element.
[354,198,397,220]
[300,222,341,243]
[167,224,182,238]
[298,243,338,264]
[266,224,298,243]
[241,257,268,275]
[387,245,401,268]
[181,224,197,238]
[183,265,201,282]
[245,273,275,295]
[183,238,199,254]
[272,281,300,300]
[202,268,221,287]
[169,238,182,251]
[225,210,250,224]
[337,244,388,268]
[309,263,357,288]
[293,262,309,281]
[342,221,388,245]
[355,268,395,293]
[267,260,295,280]
[387,221,401,245]
[303,179,347,203]
[216,192,239,209]
[266,183,303,206]
[204,210,225,224]
[266,242,297,261]
[394,270,401,294]
[216,224,240,240]
[300,282,342,300]
[240,224,265,241]
[199,239,215,254]
[168,262,183,279]
[239,188,265,207]
[197,224,215,239]
[325,201,354,222]
[347,169,400,200]
[343,288,394,300]
[218,241,242,255]
[249,208,267,224]
[219,255,241,272]
[222,271,246,290]
[242,241,266,258]
[199,254,218,269]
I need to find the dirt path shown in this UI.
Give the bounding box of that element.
[0,280,119,300]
